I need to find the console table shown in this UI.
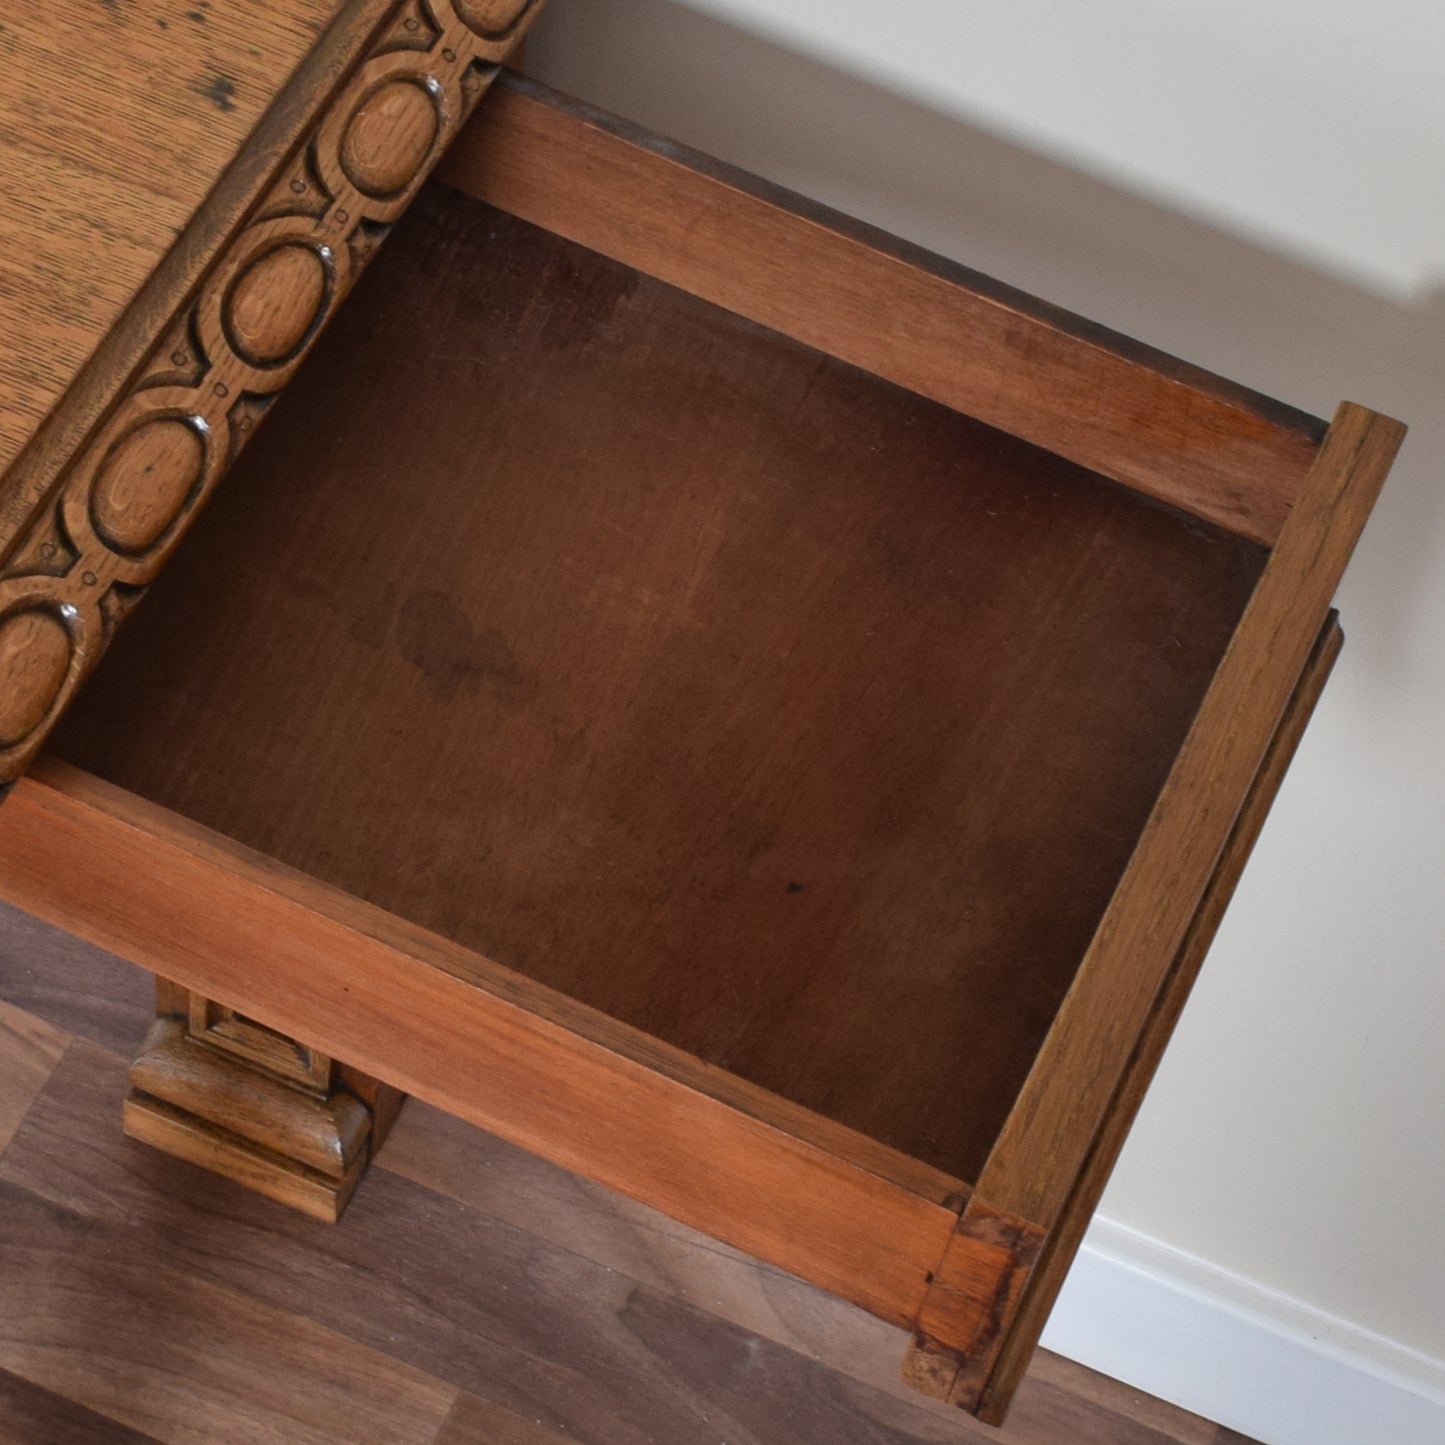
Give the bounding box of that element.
[0,0,1404,1424]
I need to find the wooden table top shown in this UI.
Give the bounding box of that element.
[0,0,344,486]
[0,0,542,787]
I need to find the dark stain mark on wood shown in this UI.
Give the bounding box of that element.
[786,881,805,894]
[395,589,538,709]
[195,74,237,114]
[346,581,397,652]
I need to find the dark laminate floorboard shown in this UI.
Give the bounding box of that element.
[0,1364,161,1445]
[0,900,152,1055]
[0,915,1256,1445]
[1,1043,987,1444]
[0,1170,456,1443]
[0,996,68,1157]
[437,1391,573,1444]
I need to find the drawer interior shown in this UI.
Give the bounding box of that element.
[47,176,1266,1184]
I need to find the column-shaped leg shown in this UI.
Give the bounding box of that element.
[124,977,403,1221]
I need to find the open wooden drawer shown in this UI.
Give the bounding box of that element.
[0,52,1403,1428]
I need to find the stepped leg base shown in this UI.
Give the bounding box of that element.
[124,978,403,1222]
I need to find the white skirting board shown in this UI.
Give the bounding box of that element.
[1041,1217,1445,1445]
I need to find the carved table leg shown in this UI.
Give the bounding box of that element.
[124,976,403,1222]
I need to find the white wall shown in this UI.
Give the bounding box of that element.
[595,0,1445,303]
[525,0,1445,1380]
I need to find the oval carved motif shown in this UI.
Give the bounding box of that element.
[91,417,206,555]
[0,610,71,749]
[339,78,440,198]
[226,243,330,367]
[452,0,535,40]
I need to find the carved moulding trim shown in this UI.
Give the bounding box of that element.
[0,0,543,783]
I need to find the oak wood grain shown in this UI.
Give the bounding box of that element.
[0,35,1394,1421]
[0,0,404,552]
[0,761,960,1329]
[125,1015,376,1221]
[0,0,347,482]
[51,184,1265,1184]
[440,76,1325,543]
[0,2,545,784]
[906,1202,1046,1407]
[125,982,405,1221]
[972,614,1345,1420]
[975,404,1402,1231]
[891,407,1401,1416]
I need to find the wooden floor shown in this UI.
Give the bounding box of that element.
[0,900,1256,1445]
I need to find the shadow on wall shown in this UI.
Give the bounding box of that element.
[524,0,1444,681]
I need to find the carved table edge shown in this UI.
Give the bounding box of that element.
[0,0,545,783]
